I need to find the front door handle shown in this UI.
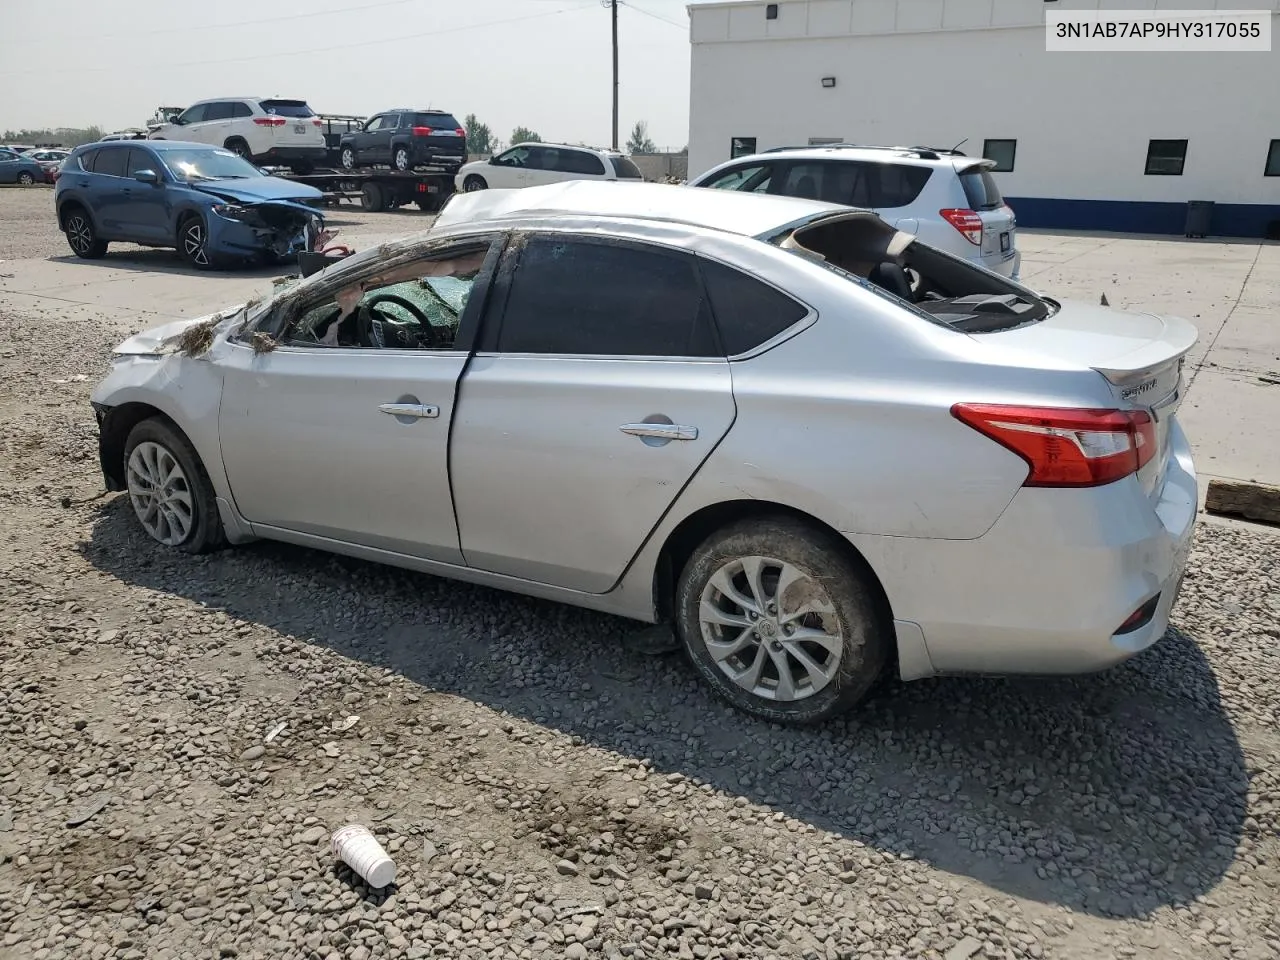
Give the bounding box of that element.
[620,422,698,441]
[379,402,439,419]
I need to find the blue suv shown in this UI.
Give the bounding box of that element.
[55,140,325,269]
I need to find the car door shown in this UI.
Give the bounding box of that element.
[450,233,737,593]
[522,146,561,186]
[117,147,170,242]
[217,236,503,564]
[86,147,138,238]
[0,150,19,183]
[201,101,235,147]
[369,113,398,165]
[487,146,532,188]
[174,103,211,144]
[559,148,607,182]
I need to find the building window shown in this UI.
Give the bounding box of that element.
[809,137,842,146]
[766,4,778,19]
[1266,140,1280,177]
[730,137,757,159]
[982,139,1016,173]
[1145,139,1187,176]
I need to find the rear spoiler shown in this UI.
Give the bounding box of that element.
[957,159,998,174]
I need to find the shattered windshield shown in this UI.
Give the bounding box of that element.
[161,148,265,182]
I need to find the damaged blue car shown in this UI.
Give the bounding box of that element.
[55,140,325,269]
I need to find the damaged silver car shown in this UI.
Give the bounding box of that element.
[90,181,1197,724]
[55,140,325,268]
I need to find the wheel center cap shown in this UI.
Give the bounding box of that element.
[758,619,778,640]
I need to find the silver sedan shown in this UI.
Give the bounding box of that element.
[90,181,1198,724]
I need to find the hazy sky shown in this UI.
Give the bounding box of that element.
[0,0,695,149]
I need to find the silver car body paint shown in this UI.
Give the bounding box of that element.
[92,181,1198,682]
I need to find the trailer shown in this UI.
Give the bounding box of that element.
[275,167,457,213]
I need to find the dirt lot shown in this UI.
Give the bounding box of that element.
[1,185,1278,960]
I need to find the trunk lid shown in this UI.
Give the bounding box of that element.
[956,161,1017,264]
[976,299,1197,496]
[260,99,325,149]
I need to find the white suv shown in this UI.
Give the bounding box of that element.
[149,98,327,174]
[455,142,645,193]
[691,145,1020,280]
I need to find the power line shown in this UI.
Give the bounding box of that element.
[620,1,686,29]
[0,5,598,77]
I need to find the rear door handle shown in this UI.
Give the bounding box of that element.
[379,402,439,419]
[620,423,698,441]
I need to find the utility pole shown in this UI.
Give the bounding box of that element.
[604,0,619,151]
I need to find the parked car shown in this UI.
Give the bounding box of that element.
[690,144,1021,280]
[26,148,71,174]
[149,98,327,174]
[88,180,1196,724]
[0,148,49,185]
[55,140,324,269]
[100,130,148,141]
[455,143,644,193]
[338,109,467,173]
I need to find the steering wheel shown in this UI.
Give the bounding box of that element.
[356,294,441,348]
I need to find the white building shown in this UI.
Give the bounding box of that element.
[688,0,1280,237]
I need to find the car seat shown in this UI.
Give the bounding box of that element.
[868,262,914,301]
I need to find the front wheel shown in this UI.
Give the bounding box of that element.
[463,175,487,192]
[178,214,214,269]
[675,517,889,724]
[123,418,226,554]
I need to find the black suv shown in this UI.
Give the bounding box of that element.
[338,110,468,173]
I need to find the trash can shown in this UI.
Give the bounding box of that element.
[1185,200,1214,239]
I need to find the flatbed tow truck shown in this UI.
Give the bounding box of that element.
[274,166,457,213]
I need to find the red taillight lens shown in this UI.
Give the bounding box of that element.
[412,126,433,136]
[253,116,287,127]
[455,127,466,137]
[951,404,1156,487]
[940,207,983,245]
[312,118,323,126]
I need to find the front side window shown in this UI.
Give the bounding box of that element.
[363,115,386,133]
[283,244,493,350]
[178,104,208,125]
[1145,139,1187,176]
[492,146,529,167]
[204,102,235,122]
[730,137,757,159]
[495,237,717,357]
[161,148,265,182]
[125,148,158,178]
[982,139,1017,173]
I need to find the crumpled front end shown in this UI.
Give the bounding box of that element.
[206,199,323,260]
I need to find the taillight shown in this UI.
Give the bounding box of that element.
[412,126,433,136]
[454,127,466,137]
[951,404,1156,487]
[312,118,323,127]
[253,116,287,127]
[940,208,983,245]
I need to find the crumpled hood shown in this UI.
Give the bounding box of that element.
[193,175,323,207]
[112,306,243,357]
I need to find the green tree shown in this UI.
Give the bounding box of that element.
[510,126,541,145]
[464,114,493,155]
[626,120,656,155]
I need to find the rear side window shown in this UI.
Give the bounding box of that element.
[496,237,718,357]
[412,113,460,130]
[701,259,808,356]
[231,102,254,119]
[774,160,930,209]
[75,149,98,171]
[204,102,235,122]
[558,150,606,176]
[260,99,315,118]
[611,156,644,179]
[93,148,129,178]
[959,167,1004,209]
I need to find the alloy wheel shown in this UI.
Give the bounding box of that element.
[698,555,844,702]
[394,150,409,171]
[182,221,210,266]
[67,215,93,254]
[127,441,194,546]
[341,148,355,170]
[18,172,34,185]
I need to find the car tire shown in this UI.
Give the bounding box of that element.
[463,175,487,192]
[224,138,250,159]
[17,171,35,185]
[63,206,108,259]
[123,417,226,554]
[361,182,386,213]
[393,146,411,172]
[177,213,215,270]
[675,516,889,725]
[340,147,356,170]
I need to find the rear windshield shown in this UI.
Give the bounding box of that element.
[959,167,1004,210]
[413,113,460,130]
[260,100,315,118]
[611,156,644,179]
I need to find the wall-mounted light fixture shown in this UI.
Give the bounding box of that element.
[821,77,837,88]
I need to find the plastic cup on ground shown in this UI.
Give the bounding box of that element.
[330,824,396,888]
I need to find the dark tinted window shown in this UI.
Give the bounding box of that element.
[959,167,1004,208]
[1145,139,1187,176]
[178,103,208,124]
[92,147,129,178]
[498,238,717,357]
[526,146,559,171]
[204,102,235,121]
[1267,140,1280,177]
[702,163,772,192]
[260,99,315,118]
[231,102,254,119]
[76,148,99,172]
[611,156,643,179]
[125,148,157,177]
[873,163,932,207]
[982,139,1016,173]
[775,160,930,209]
[558,150,606,176]
[411,112,460,130]
[701,259,808,355]
[730,137,756,159]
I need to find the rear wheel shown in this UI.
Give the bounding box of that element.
[340,146,356,170]
[675,517,889,724]
[361,182,386,213]
[393,146,411,172]
[123,418,226,554]
[64,207,108,259]
[17,171,35,185]
[463,175,487,192]
[224,138,250,159]
[178,214,214,269]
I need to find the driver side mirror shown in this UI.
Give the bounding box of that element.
[134,169,160,185]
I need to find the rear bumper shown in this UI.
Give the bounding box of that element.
[410,146,466,168]
[253,146,327,165]
[983,248,1020,280]
[854,417,1198,678]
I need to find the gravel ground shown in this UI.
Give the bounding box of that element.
[2,187,1279,960]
